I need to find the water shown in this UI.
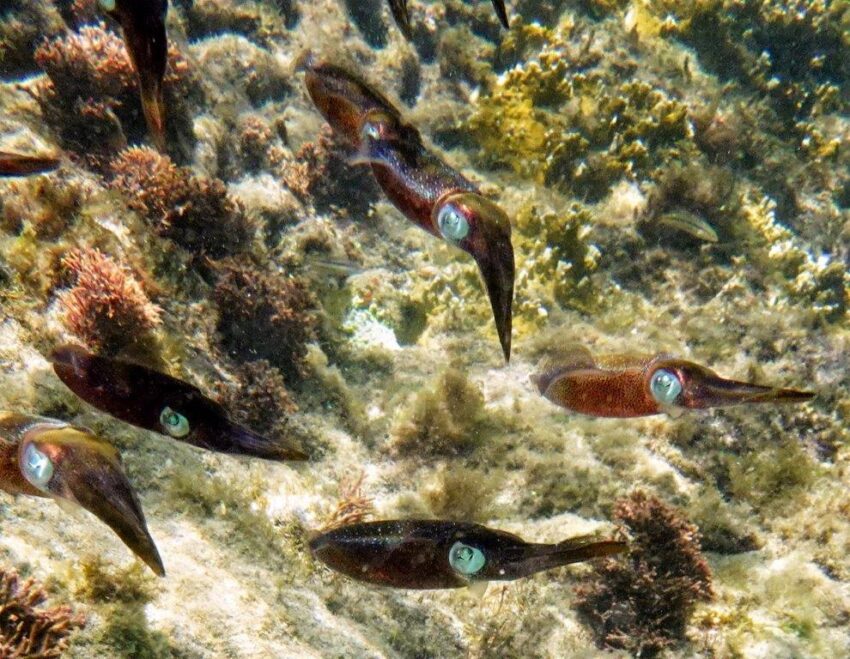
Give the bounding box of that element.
[0,0,848,657]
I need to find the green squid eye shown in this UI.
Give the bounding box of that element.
[650,368,683,405]
[160,407,190,438]
[22,443,53,491]
[98,0,116,11]
[437,204,469,244]
[449,541,486,576]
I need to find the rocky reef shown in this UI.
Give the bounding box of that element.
[0,0,848,657]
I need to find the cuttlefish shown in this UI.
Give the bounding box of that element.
[0,151,60,177]
[50,345,308,461]
[305,61,515,361]
[0,412,164,575]
[310,519,625,589]
[98,0,169,151]
[531,346,815,418]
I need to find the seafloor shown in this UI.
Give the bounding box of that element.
[1,0,849,657]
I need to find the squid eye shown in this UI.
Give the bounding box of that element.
[449,541,486,576]
[437,204,469,244]
[650,368,683,405]
[22,443,54,491]
[98,0,116,11]
[160,407,190,438]
[361,121,381,141]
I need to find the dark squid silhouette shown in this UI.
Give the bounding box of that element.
[99,0,169,150]
[310,519,625,589]
[50,345,308,461]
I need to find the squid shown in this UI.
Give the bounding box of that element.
[310,519,625,589]
[98,0,168,151]
[0,412,164,576]
[0,151,60,177]
[50,345,308,461]
[386,0,510,38]
[531,346,815,418]
[305,61,515,361]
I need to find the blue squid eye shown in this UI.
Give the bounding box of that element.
[361,121,381,141]
[437,204,469,244]
[160,407,190,438]
[22,443,54,491]
[650,368,683,405]
[98,0,116,11]
[449,541,486,576]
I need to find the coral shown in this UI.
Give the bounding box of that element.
[279,126,379,215]
[322,471,374,530]
[33,23,194,161]
[0,566,85,658]
[389,367,492,457]
[58,248,162,356]
[109,147,254,260]
[213,261,318,381]
[575,491,713,656]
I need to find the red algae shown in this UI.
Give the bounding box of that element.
[59,248,161,355]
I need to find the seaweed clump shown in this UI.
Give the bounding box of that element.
[109,147,254,260]
[575,491,713,656]
[58,248,162,356]
[279,126,379,215]
[33,23,194,162]
[213,262,318,381]
[390,367,491,457]
[0,566,85,657]
[215,359,297,438]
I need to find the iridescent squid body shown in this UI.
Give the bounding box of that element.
[50,345,308,461]
[0,412,164,575]
[531,347,815,418]
[387,0,509,38]
[310,519,625,589]
[305,62,515,361]
[98,0,168,150]
[0,151,60,177]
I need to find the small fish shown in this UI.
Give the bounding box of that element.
[98,0,169,151]
[656,209,718,243]
[310,519,625,589]
[50,345,308,461]
[384,0,510,36]
[0,151,61,177]
[305,62,515,362]
[0,412,164,575]
[531,345,815,418]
